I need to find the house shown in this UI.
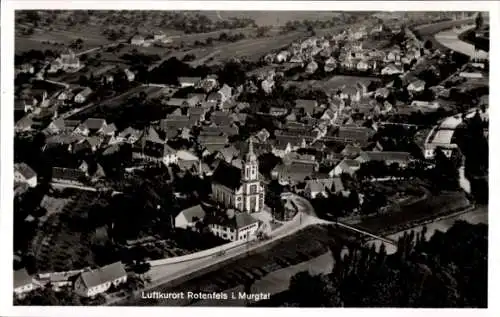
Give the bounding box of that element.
[294,99,318,116]
[197,77,219,92]
[356,151,412,167]
[14,269,36,297]
[207,209,260,242]
[356,60,370,71]
[14,163,37,188]
[52,167,88,184]
[100,123,117,136]
[176,150,200,171]
[56,89,75,102]
[324,57,337,72]
[211,140,265,213]
[124,68,135,82]
[175,205,206,229]
[15,98,35,113]
[16,63,35,74]
[327,125,374,145]
[375,87,391,99]
[44,117,66,135]
[261,78,275,94]
[407,79,426,93]
[411,100,440,109]
[329,159,361,176]
[272,135,306,157]
[276,50,290,63]
[74,87,93,104]
[289,55,304,67]
[305,60,319,74]
[272,161,318,185]
[269,107,288,117]
[381,64,403,76]
[114,127,141,144]
[15,115,34,133]
[56,50,82,71]
[133,129,177,166]
[178,77,201,88]
[130,35,145,45]
[84,118,108,134]
[304,178,334,198]
[217,84,233,103]
[74,262,127,297]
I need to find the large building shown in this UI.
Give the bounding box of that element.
[211,139,265,213]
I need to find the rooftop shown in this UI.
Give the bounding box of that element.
[79,262,126,289]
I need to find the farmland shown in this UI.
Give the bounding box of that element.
[203,11,343,26]
[179,30,309,66]
[15,26,112,54]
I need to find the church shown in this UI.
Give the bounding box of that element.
[211,139,265,213]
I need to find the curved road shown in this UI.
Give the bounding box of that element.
[435,25,488,60]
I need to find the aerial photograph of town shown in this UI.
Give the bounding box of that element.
[11,9,489,308]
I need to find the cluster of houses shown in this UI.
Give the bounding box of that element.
[261,21,423,77]
[130,31,174,47]
[14,262,128,299]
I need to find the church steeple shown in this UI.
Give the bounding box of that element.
[246,138,257,162]
[242,138,258,181]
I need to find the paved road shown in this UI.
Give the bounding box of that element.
[435,25,488,60]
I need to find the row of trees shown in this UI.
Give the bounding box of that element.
[267,220,487,307]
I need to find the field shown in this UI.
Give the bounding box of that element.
[196,31,308,66]
[284,75,380,91]
[356,191,471,235]
[122,224,360,306]
[15,26,111,54]
[203,11,343,26]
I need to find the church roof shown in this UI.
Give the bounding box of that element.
[212,160,242,190]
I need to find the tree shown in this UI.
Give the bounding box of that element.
[287,271,341,307]
[475,12,484,30]
[424,40,433,50]
[124,273,147,292]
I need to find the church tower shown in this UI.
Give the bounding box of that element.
[240,138,264,213]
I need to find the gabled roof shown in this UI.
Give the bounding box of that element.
[101,123,117,134]
[305,178,334,193]
[78,262,126,289]
[166,98,188,107]
[339,159,361,168]
[178,205,206,223]
[178,77,201,85]
[14,268,32,288]
[295,99,318,115]
[15,162,37,179]
[83,118,106,131]
[52,167,87,181]
[118,126,141,138]
[15,115,33,129]
[208,211,259,229]
[77,87,93,98]
[358,151,411,163]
